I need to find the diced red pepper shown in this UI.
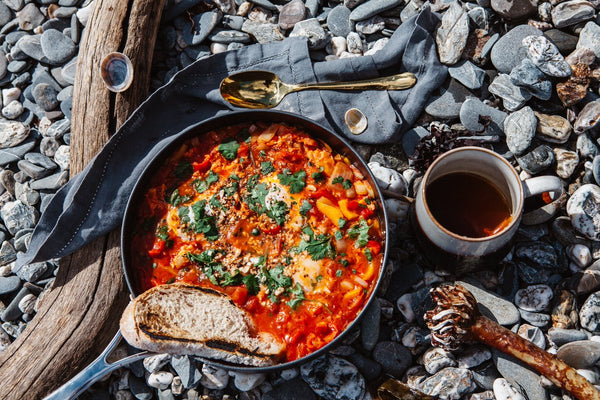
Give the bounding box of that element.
[360,207,374,218]
[148,240,165,257]
[238,143,249,157]
[367,240,381,255]
[307,189,337,203]
[346,200,362,211]
[263,225,282,234]
[192,159,211,173]
[228,286,248,306]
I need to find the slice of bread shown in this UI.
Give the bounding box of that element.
[120,284,285,366]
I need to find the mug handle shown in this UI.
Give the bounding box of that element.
[522,175,564,201]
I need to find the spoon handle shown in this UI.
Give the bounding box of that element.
[292,72,417,92]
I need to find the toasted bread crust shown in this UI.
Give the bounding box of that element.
[120,284,285,367]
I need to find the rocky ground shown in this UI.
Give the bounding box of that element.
[0,0,600,399]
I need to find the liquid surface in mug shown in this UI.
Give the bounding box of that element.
[425,172,512,238]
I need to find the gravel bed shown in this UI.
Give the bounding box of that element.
[0,0,600,399]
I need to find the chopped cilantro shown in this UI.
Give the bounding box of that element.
[152,263,157,269]
[294,225,336,261]
[223,181,239,197]
[247,174,259,189]
[299,200,312,216]
[194,170,219,194]
[259,150,266,157]
[335,269,343,277]
[230,174,240,181]
[287,283,306,309]
[258,258,293,303]
[365,248,373,262]
[178,206,190,224]
[218,139,240,160]
[242,274,260,295]
[185,200,219,241]
[245,182,269,214]
[352,269,357,274]
[155,225,173,247]
[278,169,306,194]
[261,161,275,175]
[166,278,175,284]
[342,179,352,190]
[311,167,325,183]
[269,265,293,288]
[169,189,191,207]
[209,195,225,210]
[340,259,349,267]
[316,275,323,282]
[347,218,370,248]
[335,230,343,241]
[174,160,193,180]
[268,201,289,226]
[251,228,261,236]
[338,218,347,229]
[239,157,245,163]
[332,176,344,185]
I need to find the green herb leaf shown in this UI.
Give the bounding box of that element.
[259,150,266,157]
[286,283,306,309]
[188,200,219,241]
[347,218,370,248]
[332,176,344,185]
[267,200,289,226]
[342,179,352,190]
[169,189,192,207]
[335,230,343,241]
[269,265,293,288]
[311,167,325,183]
[299,200,312,216]
[218,139,240,160]
[178,206,190,224]
[242,274,260,295]
[155,225,173,248]
[261,161,275,175]
[338,218,347,229]
[340,259,349,267]
[335,269,343,277]
[174,160,193,180]
[278,169,306,194]
[294,225,336,261]
[223,181,239,197]
[365,248,373,262]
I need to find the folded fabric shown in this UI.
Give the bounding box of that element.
[15,8,447,269]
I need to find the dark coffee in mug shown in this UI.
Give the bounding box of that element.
[425,172,512,238]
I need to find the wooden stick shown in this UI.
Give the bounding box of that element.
[0,0,164,398]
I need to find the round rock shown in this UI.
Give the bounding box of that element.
[491,0,535,19]
[32,83,58,111]
[300,355,365,400]
[523,35,571,78]
[566,184,600,240]
[557,340,600,368]
[504,106,536,155]
[490,25,543,73]
[278,0,306,30]
[580,292,600,332]
[372,341,412,378]
[514,284,553,312]
[40,29,77,65]
[327,6,353,37]
[418,367,477,399]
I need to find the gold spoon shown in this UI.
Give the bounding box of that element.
[220,70,417,109]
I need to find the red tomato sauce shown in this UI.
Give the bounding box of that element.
[130,122,383,361]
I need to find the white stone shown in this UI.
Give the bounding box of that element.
[330,36,346,56]
[201,364,229,389]
[231,371,266,391]
[364,38,388,56]
[143,353,171,373]
[210,42,228,54]
[280,368,299,380]
[554,148,579,179]
[346,32,363,54]
[566,184,600,240]
[384,198,410,221]
[396,293,415,322]
[54,145,70,170]
[1,100,23,120]
[0,120,29,149]
[76,2,93,26]
[1,88,19,106]
[18,293,35,314]
[567,244,592,268]
[147,371,173,390]
[493,378,526,400]
[368,162,407,195]
[514,284,553,312]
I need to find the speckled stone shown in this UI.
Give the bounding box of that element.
[566,184,600,241]
[490,25,543,73]
[435,1,469,65]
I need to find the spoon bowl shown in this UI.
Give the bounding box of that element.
[220,70,417,109]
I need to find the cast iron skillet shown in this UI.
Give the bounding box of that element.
[120,110,389,372]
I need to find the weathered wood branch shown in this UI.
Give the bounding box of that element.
[0,0,164,398]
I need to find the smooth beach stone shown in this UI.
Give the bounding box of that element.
[347,352,381,382]
[368,162,407,194]
[360,299,380,351]
[300,355,365,400]
[184,12,220,45]
[567,184,600,241]
[16,34,45,62]
[557,340,600,368]
[241,21,284,44]
[372,341,412,378]
[345,32,363,53]
[32,83,58,111]
[523,35,571,78]
[577,134,598,160]
[554,148,579,179]
[489,73,531,111]
[354,16,384,35]
[516,144,555,174]
[577,22,600,58]
[551,0,595,28]
[517,324,546,349]
[493,378,526,400]
[435,1,469,65]
[580,292,600,332]
[468,6,489,30]
[491,0,535,19]
[574,101,600,133]
[29,170,68,190]
[448,60,485,90]
[17,4,43,31]
[504,106,536,155]
[418,367,477,399]
[0,275,20,295]
[426,79,475,119]
[509,59,551,100]
[349,0,404,21]
[565,47,596,66]
[208,29,251,44]
[264,378,316,400]
[289,18,328,49]
[402,126,429,157]
[457,281,520,325]
[491,25,542,73]
[544,28,578,54]
[326,6,352,37]
[515,284,553,312]
[0,120,29,149]
[40,29,76,65]
[200,364,228,389]
[0,3,12,29]
[493,351,548,400]
[0,200,37,235]
[422,347,457,374]
[459,98,507,135]
[534,112,571,143]
[514,241,558,270]
[278,0,306,30]
[231,371,266,391]
[547,328,588,345]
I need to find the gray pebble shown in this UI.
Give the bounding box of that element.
[504,106,536,155]
[300,355,365,400]
[290,18,328,49]
[13,261,47,282]
[372,341,412,378]
[32,83,58,111]
[547,327,588,345]
[491,24,543,73]
[459,98,507,135]
[523,35,571,78]
[448,60,486,90]
[349,0,404,21]
[327,5,353,37]
[426,79,475,119]
[551,0,595,28]
[516,144,555,174]
[1,287,30,321]
[418,367,477,399]
[40,29,76,65]
[0,275,21,295]
[556,340,600,368]
[489,73,532,111]
[17,4,44,31]
[509,59,551,100]
[30,170,68,190]
[577,21,600,58]
[457,281,520,325]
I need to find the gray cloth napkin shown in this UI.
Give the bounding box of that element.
[15,8,446,269]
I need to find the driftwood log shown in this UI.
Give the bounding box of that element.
[0,0,164,398]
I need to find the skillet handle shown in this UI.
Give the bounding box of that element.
[43,330,151,400]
